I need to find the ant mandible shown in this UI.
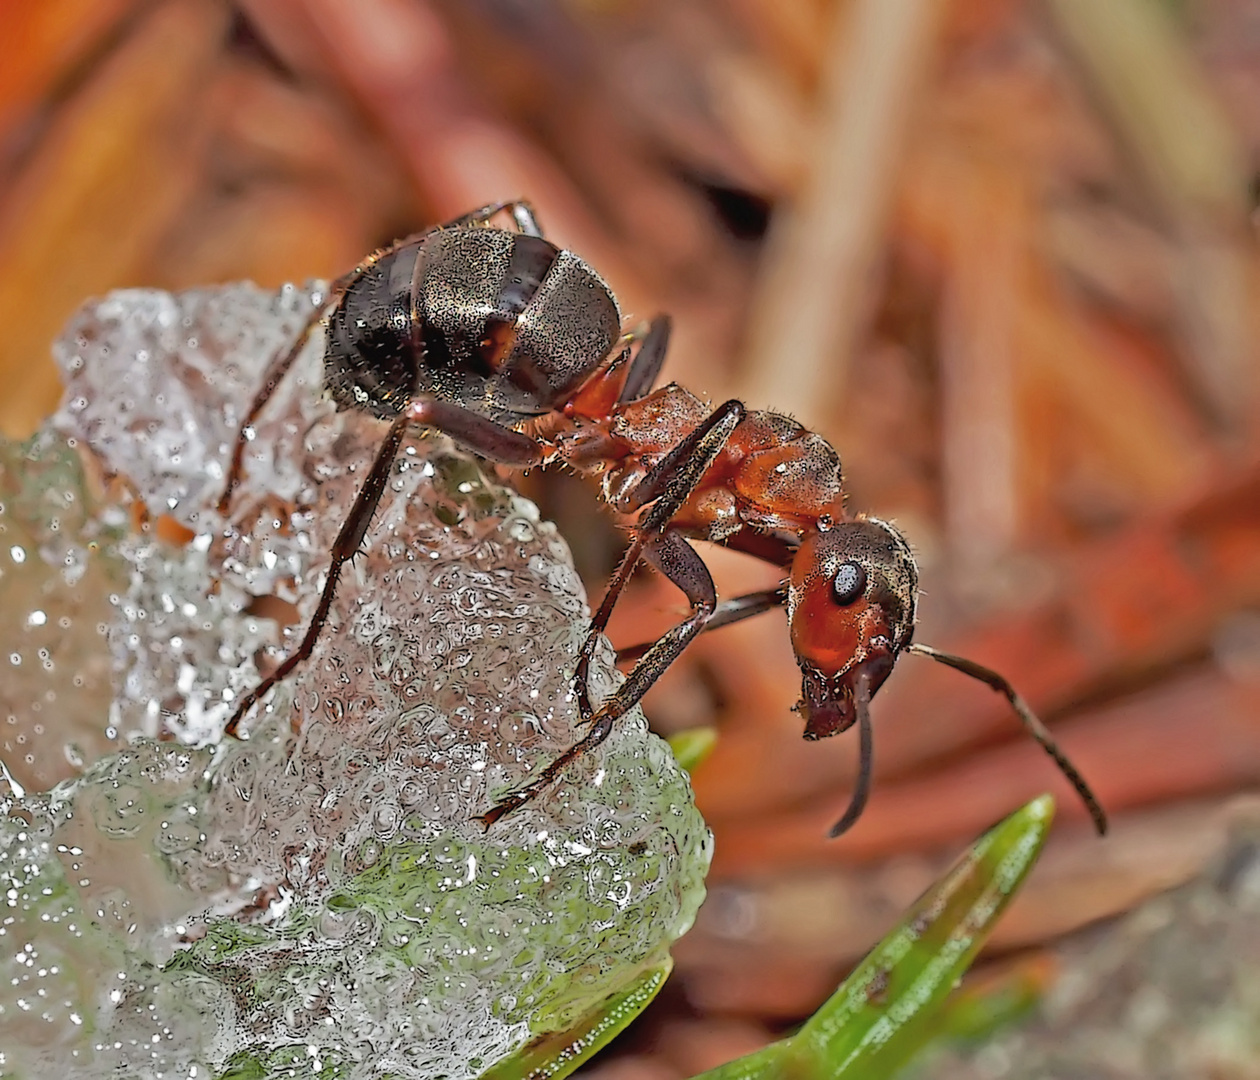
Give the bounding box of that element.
[218,200,1107,838]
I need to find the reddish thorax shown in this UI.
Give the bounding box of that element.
[557,382,846,555]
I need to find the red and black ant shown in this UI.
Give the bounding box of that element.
[218,200,1107,838]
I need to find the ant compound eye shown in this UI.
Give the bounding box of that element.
[832,561,867,606]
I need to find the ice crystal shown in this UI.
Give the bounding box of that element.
[0,283,710,1079]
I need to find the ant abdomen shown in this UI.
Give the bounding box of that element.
[323,238,424,421]
[325,227,621,426]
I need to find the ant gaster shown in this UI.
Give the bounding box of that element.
[219,201,1107,838]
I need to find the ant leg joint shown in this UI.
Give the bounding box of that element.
[404,398,543,466]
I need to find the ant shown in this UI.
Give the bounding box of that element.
[218,200,1107,839]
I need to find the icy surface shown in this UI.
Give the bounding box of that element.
[0,283,711,1079]
[0,433,126,791]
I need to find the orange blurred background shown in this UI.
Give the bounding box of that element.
[3,0,1260,1072]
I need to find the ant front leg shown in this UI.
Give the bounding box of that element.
[479,529,716,828]
[573,399,746,714]
[616,586,787,664]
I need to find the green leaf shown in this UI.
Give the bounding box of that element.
[692,795,1056,1080]
[480,960,672,1080]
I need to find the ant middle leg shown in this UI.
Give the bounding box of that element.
[612,526,797,660]
[479,529,716,827]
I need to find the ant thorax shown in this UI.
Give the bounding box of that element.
[568,383,846,546]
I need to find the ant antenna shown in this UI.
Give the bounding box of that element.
[829,672,874,837]
[908,644,1108,835]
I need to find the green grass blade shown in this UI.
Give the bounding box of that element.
[480,960,672,1080]
[692,795,1056,1080]
[667,727,719,772]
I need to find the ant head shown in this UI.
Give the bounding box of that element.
[787,516,918,740]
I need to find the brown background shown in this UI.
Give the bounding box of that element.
[2,0,1260,1072]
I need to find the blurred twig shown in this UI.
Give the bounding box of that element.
[1045,0,1260,437]
[739,0,947,431]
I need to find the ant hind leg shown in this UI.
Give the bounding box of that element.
[221,202,547,514]
[617,316,672,405]
[224,415,410,737]
[217,244,414,517]
[403,396,544,465]
[224,400,545,738]
[217,300,328,516]
[442,200,544,237]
